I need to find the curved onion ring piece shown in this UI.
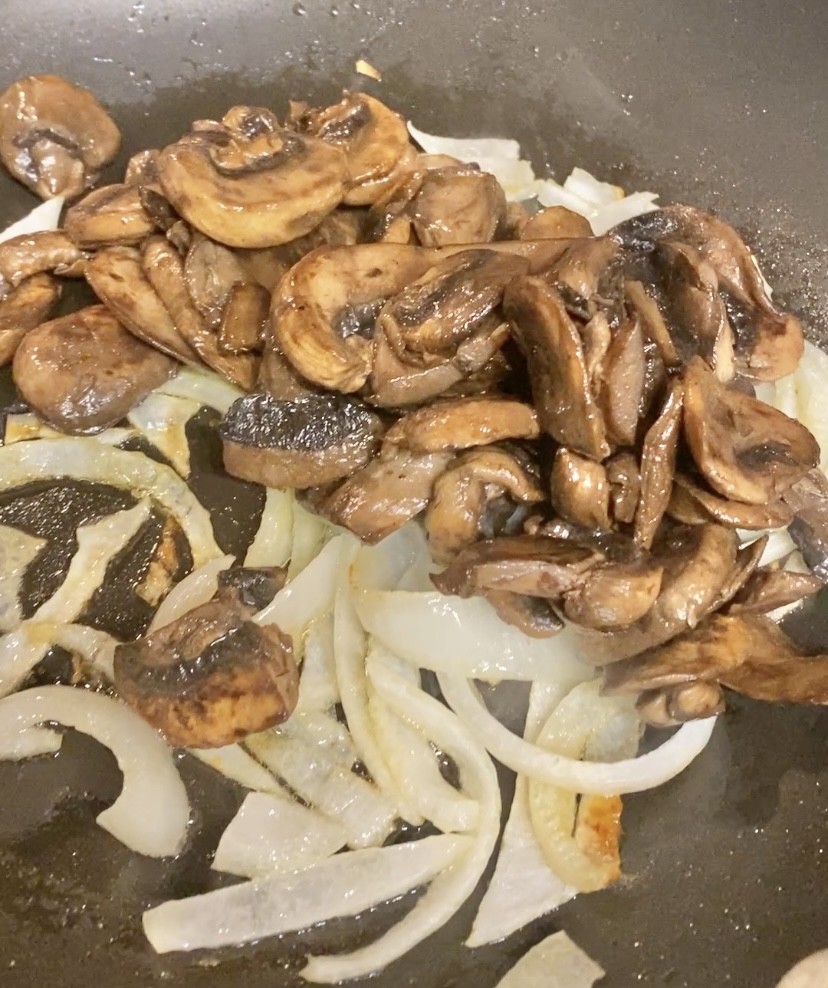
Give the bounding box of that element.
[494,930,605,988]
[187,743,283,795]
[127,392,201,478]
[0,524,45,632]
[143,833,469,954]
[438,674,717,795]
[244,487,294,569]
[0,439,221,567]
[0,685,189,857]
[0,197,64,243]
[149,554,234,632]
[155,366,244,414]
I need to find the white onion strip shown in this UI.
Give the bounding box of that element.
[0,685,189,857]
[494,930,605,988]
[155,366,244,414]
[438,674,717,795]
[127,392,201,479]
[287,501,331,579]
[244,487,294,569]
[144,833,470,954]
[0,524,45,632]
[3,413,135,447]
[302,652,500,984]
[33,501,151,623]
[188,744,284,795]
[212,791,347,879]
[148,554,234,632]
[0,197,64,242]
[294,613,339,714]
[0,439,221,568]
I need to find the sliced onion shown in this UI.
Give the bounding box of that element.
[255,534,358,641]
[187,743,283,795]
[494,930,605,988]
[351,523,432,592]
[0,197,64,243]
[244,487,294,569]
[144,833,470,954]
[438,674,717,795]
[155,366,244,414]
[563,167,623,206]
[288,500,332,579]
[294,611,339,714]
[212,791,347,878]
[127,392,201,479]
[303,651,500,985]
[0,439,221,567]
[0,524,45,632]
[589,191,659,234]
[772,340,828,475]
[467,679,587,946]
[0,685,189,856]
[3,413,134,447]
[148,554,234,632]
[33,500,151,623]
[277,710,357,770]
[527,682,641,892]
[243,727,396,849]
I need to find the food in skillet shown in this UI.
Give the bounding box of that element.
[0,73,825,983]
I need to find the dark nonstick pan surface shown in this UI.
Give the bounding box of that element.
[1,1,827,986]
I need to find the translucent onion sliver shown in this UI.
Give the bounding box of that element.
[149,554,234,632]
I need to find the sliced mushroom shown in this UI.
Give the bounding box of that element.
[142,236,258,389]
[157,106,349,248]
[124,148,161,189]
[635,681,725,727]
[504,276,609,460]
[425,447,544,563]
[367,327,467,407]
[521,206,593,241]
[384,396,539,454]
[218,281,270,354]
[220,392,383,490]
[378,249,527,366]
[0,274,61,366]
[683,355,819,504]
[64,183,156,248]
[0,231,85,290]
[113,590,298,748]
[0,74,120,199]
[562,557,664,630]
[316,448,452,543]
[549,448,611,530]
[729,567,823,615]
[605,452,641,525]
[783,470,828,579]
[484,590,564,638]
[552,236,620,302]
[184,234,247,330]
[257,340,317,400]
[623,279,679,367]
[297,92,410,206]
[581,311,612,384]
[217,565,288,610]
[85,246,200,364]
[274,207,366,268]
[12,305,175,434]
[433,535,603,600]
[634,378,684,549]
[598,317,647,446]
[668,473,793,530]
[272,243,436,392]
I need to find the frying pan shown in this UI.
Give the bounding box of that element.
[1,1,827,985]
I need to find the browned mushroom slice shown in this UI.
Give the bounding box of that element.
[410,167,507,246]
[783,469,828,579]
[549,448,611,530]
[683,355,819,504]
[504,276,610,460]
[0,274,61,366]
[142,236,258,389]
[184,235,248,330]
[0,231,86,289]
[157,106,349,249]
[562,557,664,630]
[433,535,603,600]
[579,523,740,664]
[218,282,270,354]
[217,566,288,610]
[114,591,298,748]
[378,249,527,366]
[317,448,452,543]
[425,447,544,563]
[12,305,176,434]
[0,74,120,199]
[257,340,317,400]
[85,246,200,365]
[623,279,680,368]
[367,328,466,407]
[297,92,410,206]
[634,378,684,548]
[64,184,156,248]
[597,317,646,446]
[124,148,161,188]
[605,452,641,525]
[484,590,564,638]
[657,241,734,381]
[580,311,612,384]
[729,566,823,615]
[668,473,793,530]
[635,681,725,727]
[521,206,593,241]
[552,236,620,301]
[274,208,366,268]
[385,397,539,455]
[220,392,383,490]
[273,243,437,392]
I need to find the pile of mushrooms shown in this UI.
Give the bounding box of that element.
[1,73,827,739]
